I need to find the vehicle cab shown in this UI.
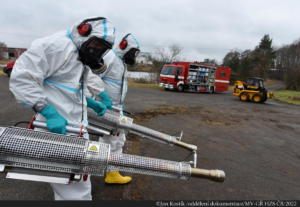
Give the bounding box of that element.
[159,64,185,90]
[245,77,265,90]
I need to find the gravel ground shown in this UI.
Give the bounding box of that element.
[0,76,299,200]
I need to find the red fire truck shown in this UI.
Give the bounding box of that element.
[159,62,231,93]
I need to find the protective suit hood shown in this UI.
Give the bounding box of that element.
[69,17,115,49]
[115,33,140,58]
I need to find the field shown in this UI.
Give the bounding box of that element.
[273,90,300,106]
[0,76,299,200]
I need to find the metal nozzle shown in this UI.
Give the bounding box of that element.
[175,140,198,151]
[191,168,225,182]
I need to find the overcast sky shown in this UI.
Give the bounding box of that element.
[1,0,300,63]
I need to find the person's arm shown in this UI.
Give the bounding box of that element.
[85,68,105,98]
[84,69,112,114]
[10,40,50,110]
[9,39,68,134]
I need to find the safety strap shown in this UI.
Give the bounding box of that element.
[102,77,122,86]
[44,79,80,93]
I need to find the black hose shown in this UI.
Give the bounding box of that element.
[123,110,133,115]
[88,132,104,137]
[14,121,30,127]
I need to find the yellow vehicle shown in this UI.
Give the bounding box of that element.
[233,77,273,103]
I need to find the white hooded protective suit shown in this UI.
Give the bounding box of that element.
[9,17,115,200]
[97,34,140,160]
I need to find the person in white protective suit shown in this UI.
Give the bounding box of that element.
[9,17,115,200]
[96,33,140,184]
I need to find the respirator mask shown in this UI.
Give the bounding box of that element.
[123,48,140,65]
[79,36,111,73]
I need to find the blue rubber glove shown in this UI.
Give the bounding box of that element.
[98,91,112,109]
[86,97,107,116]
[40,105,68,135]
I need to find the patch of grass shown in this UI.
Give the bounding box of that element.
[131,104,238,127]
[132,104,202,123]
[127,64,154,72]
[0,59,14,65]
[273,90,300,106]
[0,68,7,76]
[128,80,161,89]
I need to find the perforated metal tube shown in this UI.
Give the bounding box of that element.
[0,127,190,179]
[107,153,191,180]
[0,127,109,176]
[0,127,224,182]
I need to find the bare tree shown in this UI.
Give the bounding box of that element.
[150,44,183,69]
[168,44,182,62]
[147,44,183,82]
[155,44,183,63]
[275,39,300,90]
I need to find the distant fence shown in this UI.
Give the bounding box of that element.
[127,71,158,83]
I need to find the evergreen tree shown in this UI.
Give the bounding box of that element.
[253,34,276,78]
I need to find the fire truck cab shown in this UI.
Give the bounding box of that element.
[159,62,231,93]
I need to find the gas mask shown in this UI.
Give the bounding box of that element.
[79,36,111,73]
[123,48,140,65]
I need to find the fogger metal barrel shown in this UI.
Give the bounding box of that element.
[88,110,197,151]
[0,127,225,183]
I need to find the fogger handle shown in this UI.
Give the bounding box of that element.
[32,121,86,135]
[191,168,225,182]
